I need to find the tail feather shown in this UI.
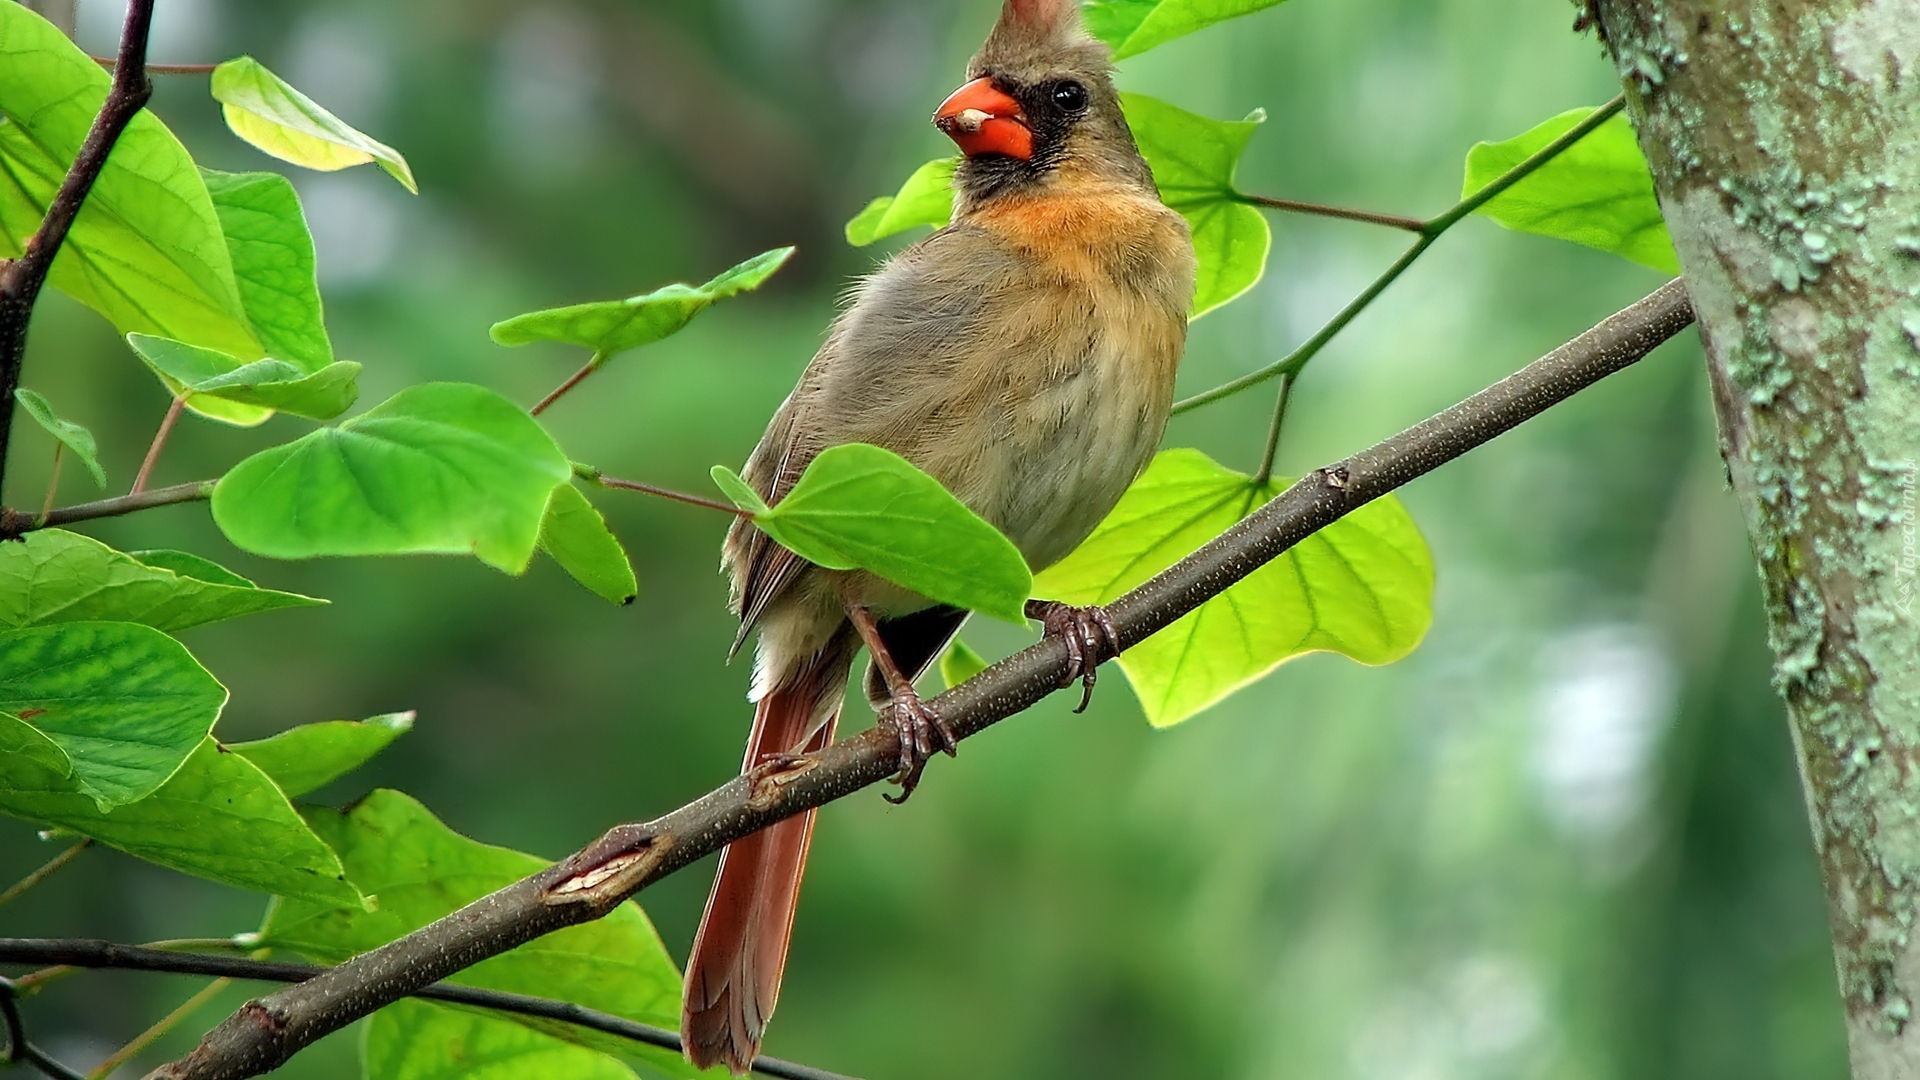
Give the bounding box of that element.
[684,636,854,1074]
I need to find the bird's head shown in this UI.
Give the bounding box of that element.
[935,0,1154,205]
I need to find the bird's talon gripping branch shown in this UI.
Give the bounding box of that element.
[1026,599,1121,713]
[881,688,955,804]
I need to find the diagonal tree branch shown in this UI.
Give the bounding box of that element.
[0,939,854,1080]
[0,0,157,499]
[147,279,1696,1080]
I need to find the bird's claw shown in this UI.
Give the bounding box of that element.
[882,688,957,804]
[1026,599,1120,713]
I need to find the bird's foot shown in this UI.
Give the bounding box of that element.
[882,686,957,805]
[1026,598,1121,713]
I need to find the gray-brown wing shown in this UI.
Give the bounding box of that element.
[725,224,1021,654]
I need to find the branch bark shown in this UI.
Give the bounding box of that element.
[0,0,156,498]
[1591,2,1920,1073]
[147,279,1695,1080]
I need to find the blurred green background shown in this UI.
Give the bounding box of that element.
[0,0,1846,1077]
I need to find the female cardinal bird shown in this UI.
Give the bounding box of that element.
[682,0,1195,1070]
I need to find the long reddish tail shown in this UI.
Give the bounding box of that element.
[683,640,853,1074]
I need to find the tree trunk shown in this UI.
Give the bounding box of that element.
[1591,0,1920,1073]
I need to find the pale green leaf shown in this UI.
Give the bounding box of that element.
[714,444,1033,624]
[13,389,106,487]
[230,712,414,798]
[203,168,334,370]
[0,4,258,356]
[262,790,690,1075]
[1034,448,1434,725]
[845,157,957,246]
[212,383,572,573]
[1464,107,1679,274]
[1085,0,1292,59]
[489,248,794,359]
[0,732,359,904]
[939,637,990,690]
[126,334,360,424]
[538,484,637,605]
[0,529,324,633]
[0,621,227,807]
[211,56,416,193]
[364,999,637,1080]
[1123,93,1269,317]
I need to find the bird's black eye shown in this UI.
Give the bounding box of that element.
[1051,80,1088,113]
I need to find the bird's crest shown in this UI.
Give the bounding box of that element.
[978,0,1096,65]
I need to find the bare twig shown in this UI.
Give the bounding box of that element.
[130,397,186,495]
[145,279,1694,1080]
[0,939,854,1080]
[0,480,214,541]
[1,976,87,1080]
[0,840,91,911]
[0,0,159,499]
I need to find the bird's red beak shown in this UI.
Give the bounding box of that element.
[934,77,1032,161]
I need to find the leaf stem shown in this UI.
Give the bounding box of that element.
[0,479,215,540]
[86,978,233,1080]
[530,350,608,416]
[579,464,752,518]
[40,445,62,518]
[0,0,157,501]
[1236,194,1426,233]
[91,55,217,75]
[1252,372,1295,488]
[1172,93,1630,416]
[131,395,186,495]
[0,839,92,910]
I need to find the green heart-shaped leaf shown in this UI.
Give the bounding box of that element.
[212,383,572,573]
[0,529,323,632]
[126,334,360,424]
[1034,448,1434,726]
[1464,107,1678,274]
[364,999,638,1080]
[714,444,1033,624]
[203,168,334,370]
[0,621,227,807]
[1123,93,1270,317]
[1084,0,1292,59]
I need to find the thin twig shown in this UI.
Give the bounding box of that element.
[0,840,92,911]
[1236,194,1427,233]
[0,0,158,500]
[582,468,752,518]
[88,979,232,1080]
[1,977,88,1080]
[90,56,217,75]
[529,350,607,416]
[0,940,854,1080]
[131,397,186,495]
[145,279,1695,1080]
[1171,94,1630,416]
[1252,372,1294,488]
[0,480,215,541]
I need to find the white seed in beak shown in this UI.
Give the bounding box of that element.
[951,108,992,133]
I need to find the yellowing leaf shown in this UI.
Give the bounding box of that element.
[1034,448,1433,726]
[211,56,416,193]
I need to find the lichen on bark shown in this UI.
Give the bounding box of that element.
[1592,0,1920,1072]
